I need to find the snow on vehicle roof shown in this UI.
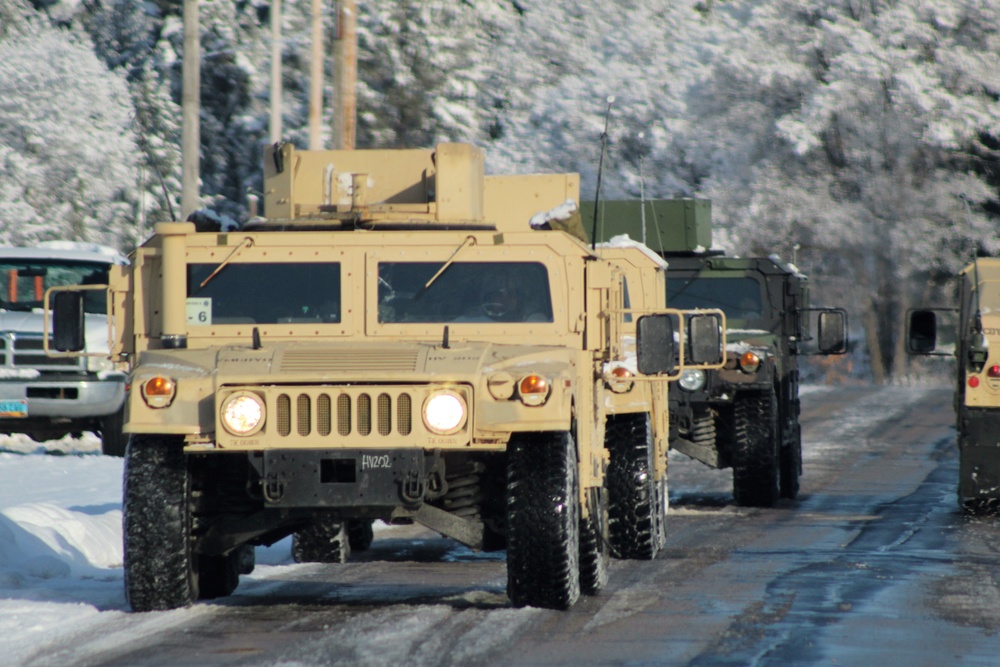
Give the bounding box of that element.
[596,233,669,269]
[0,242,128,265]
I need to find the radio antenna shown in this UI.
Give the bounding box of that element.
[591,96,615,250]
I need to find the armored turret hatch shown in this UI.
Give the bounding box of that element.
[484,173,581,235]
[260,142,487,228]
[582,199,712,254]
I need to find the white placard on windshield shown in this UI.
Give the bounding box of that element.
[186,298,212,326]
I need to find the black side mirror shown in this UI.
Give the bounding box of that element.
[907,310,937,354]
[53,291,85,352]
[687,313,723,365]
[818,310,847,354]
[636,314,676,375]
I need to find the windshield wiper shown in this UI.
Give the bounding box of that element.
[199,237,254,289]
[418,235,477,294]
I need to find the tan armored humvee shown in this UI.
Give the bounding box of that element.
[51,143,721,612]
[908,259,997,510]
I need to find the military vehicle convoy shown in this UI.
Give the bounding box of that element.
[587,199,848,507]
[0,242,129,455]
[51,144,722,611]
[907,259,996,511]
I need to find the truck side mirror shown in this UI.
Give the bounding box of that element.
[817,310,847,354]
[53,291,86,352]
[687,313,723,365]
[636,314,676,375]
[907,310,937,354]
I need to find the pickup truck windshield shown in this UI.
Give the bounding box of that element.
[187,263,341,324]
[668,276,764,320]
[377,261,553,323]
[0,260,111,314]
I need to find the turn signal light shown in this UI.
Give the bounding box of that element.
[140,376,176,408]
[518,374,550,406]
[739,351,761,374]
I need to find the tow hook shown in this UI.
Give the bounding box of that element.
[263,473,285,503]
[400,472,425,507]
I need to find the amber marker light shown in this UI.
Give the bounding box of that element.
[739,351,761,374]
[518,374,550,406]
[607,366,634,394]
[140,376,176,408]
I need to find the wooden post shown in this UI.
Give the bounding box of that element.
[332,0,357,149]
[181,0,201,218]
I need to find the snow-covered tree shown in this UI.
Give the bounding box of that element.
[680,0,1000,382]
[0,18,142,249]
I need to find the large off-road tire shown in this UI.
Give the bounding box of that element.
[607,413,665,560]
[123,434,197,612]
[779,421,802,500]
[506,432,581,609]
[732,389,779,507]
[347,519,374,552]
[99,406,127,457]
[292,515,351,563]
[578,488,609,596]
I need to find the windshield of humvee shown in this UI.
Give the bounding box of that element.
[187,263,341,324]
[0,260,111,314]
[377,261,553,323]
[668,275,764,320]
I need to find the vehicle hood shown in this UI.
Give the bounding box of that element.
[137,340,574,384]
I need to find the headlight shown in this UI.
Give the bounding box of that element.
[140,375,176,409]
[678,369,705,392]
[423,391,467,434]
[220,391,265,436]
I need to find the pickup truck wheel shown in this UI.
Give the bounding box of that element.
[506,431,580,609]
[123,434,196,611]
[732,389,779,507]
[292,515,350,563]
[607,413,663,559]
[347,519,374,552]
[779,422,802,499]
[579,488,608,596]
[99,406,127,457]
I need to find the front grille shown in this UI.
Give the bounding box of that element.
[275,388,414,439]
[0,333,81,370]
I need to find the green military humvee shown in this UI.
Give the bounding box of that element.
[587,199,847,507]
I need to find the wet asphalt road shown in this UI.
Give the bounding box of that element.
[32,386,1000,666]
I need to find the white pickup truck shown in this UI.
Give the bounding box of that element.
[0,242,128,455]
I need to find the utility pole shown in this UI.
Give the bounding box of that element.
[308,0,324,150]
[270,0,282,143]
[181,0,200,219]
[332,0,357,149]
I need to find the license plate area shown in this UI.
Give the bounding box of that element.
[0,400,28,418]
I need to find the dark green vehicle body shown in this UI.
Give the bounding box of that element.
[588,199,847,507]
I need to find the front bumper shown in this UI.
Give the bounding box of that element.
[250,448,440,511]
[0,375,126,419]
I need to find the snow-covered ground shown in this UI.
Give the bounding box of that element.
[0,432,299,665]
[0,384,919,665]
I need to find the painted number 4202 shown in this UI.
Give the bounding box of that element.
[362,454,390,470]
